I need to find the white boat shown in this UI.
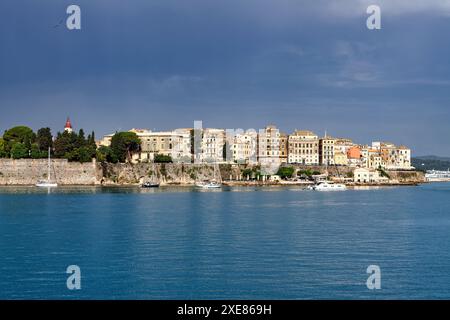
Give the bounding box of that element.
[36,181,58,188]
[36,147,58,188]
[141,182,160,188]
[196,181,222,189]
[425,169,450,182]
[141,161,160,188]
[196,163,222,189]
[309,181,347,191]
[307,151,347,191]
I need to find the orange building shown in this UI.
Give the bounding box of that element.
[347,146,361,160]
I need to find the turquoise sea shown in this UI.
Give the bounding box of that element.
[1,183,450,299]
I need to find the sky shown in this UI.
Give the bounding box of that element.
[1,0,450,156]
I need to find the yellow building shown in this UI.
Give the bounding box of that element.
[334,151,348,166]
[287,130,319,164]
[100,128,191,163]
[319,136,336,165]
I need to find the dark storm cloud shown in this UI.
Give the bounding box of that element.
[1,0,450,155]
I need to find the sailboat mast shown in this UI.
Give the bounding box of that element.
[48,147,51,182]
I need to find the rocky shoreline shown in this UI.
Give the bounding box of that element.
[0,159,426,186]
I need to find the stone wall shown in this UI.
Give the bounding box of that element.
[100,163,240,185]
[387,170,425,183]
[282,164,425,182]
[284,164,354,177]
[0,159,425,186]
[0,159,102,185]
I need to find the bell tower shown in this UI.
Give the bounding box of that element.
[64,117,73,133]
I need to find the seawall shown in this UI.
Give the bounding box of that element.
[0,159,102,185]
[0,160,426,186]
[100,163,242,185]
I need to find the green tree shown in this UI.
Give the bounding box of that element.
[377,166,390,179]
[30,143,47,159]
[66,145,96,163]
[76,129,86,148]
[0,138,7,158]
[110,132,141,163]
[276,166,295,179]
[3,126,36,153]
[53,129,97,162]
[154,154,173,163]
[88,131,96,148]
[96,146,118,163]
[36,127,53,152]
[11,142,29,159]
[242,168,253,177]
[54,131,78,158]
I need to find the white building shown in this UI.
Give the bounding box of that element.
[230,130,258,164]
[371,141,413,170]
[200,128,225,163]
[354,168,389,183]
[394,146,412,169]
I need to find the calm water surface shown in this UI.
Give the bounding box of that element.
[1,183,450,299]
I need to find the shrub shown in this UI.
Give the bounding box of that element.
[154,154,172,163]
[276,166,294,179]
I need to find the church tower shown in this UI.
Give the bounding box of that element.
[64,117,73,133]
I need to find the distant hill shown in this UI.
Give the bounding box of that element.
[415,155,450,161]
[412,156,450,171]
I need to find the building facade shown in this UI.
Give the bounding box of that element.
[258,125,284,165]
[200,128,225,163]
[347,146,362,167]
[287,130,319,165]
[279,133,288,164]
[97,125,413,169]
[319,136,336,165]
[334,152,348,166]
[230,131,258,164]
[100,129,191,163]
[371,142,413,170]
[354,167,389,183]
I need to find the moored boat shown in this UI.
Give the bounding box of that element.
[309,181,347,191]
[142,182,160,188]
[195,181,222,189]
[36,147,58,188]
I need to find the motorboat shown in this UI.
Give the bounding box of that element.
[141,182,160,188]
[309,181,347,191]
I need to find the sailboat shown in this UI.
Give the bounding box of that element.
[142,161,160,188]
[36,147,58,188]
[196,163,222,188]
